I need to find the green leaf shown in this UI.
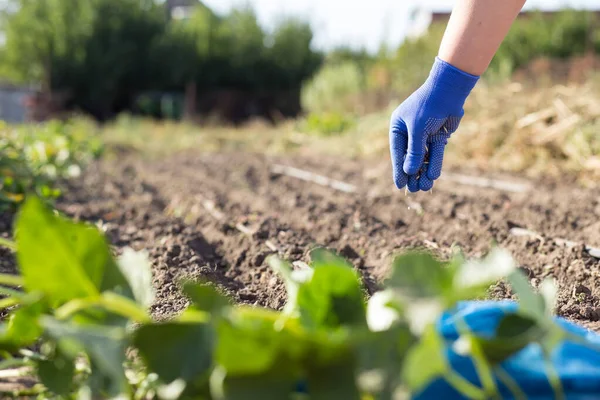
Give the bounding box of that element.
[357,326,415,397]
[387,251,453,300]
[210,365,297,400]
[307,354,361,400]
[297,248,366,330]
[453,248,516,290]
[267,255,299,314]
[472,314,544,363]
[496,314,539,338]
[507,270,546,320]
[182,282,232,313]
[402,325,448,393]
[116,248,155,308]
[539,328,567,400]
[541,325,569,355]
[216,307,305,375]
[216,311,283,374]
[37,348,76,396]
[42,317,128,398]
[134,322,214,384]
[0,299,45,350]
[15,197,134,306]
[52,293,150,328]
[310,247,354,270]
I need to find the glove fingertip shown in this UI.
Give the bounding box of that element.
[427,169,442,181]
[419,175,434,191]
[394,171,408,189]
[407,175,419,193]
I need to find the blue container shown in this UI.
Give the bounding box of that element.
[415,300,600,400]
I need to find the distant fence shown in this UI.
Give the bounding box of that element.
[0,84,37,123]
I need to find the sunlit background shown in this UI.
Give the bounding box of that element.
[203,0,600,52]
[1,0,600,184]
[1,3,600,395]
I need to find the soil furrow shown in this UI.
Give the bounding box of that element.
[136,151,600,330]
[2,150,599,331]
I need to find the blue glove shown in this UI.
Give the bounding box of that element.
[389,57,479,192]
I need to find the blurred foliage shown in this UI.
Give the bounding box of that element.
[0,198,572,399]
[300,112,356,136]
[385,23,446,96]
[302,61,365,114]
[302,9,600,115]
[1,3,597,122]
[487,9,599,82]
[0,0,322,119]
[0,118,102,210]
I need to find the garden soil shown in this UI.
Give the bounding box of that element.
[2,150,599,331]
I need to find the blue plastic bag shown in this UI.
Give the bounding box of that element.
[415,300,600,399]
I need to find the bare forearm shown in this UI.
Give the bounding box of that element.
[438,0,526,76]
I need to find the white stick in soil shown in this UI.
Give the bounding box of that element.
[272,163,531,195]
[509,227,600,260]
[271,164,357,193]
[441,172,532,193]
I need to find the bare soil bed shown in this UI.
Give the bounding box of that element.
[2,149,599,331]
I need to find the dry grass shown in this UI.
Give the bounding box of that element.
[448,78,600,185]
[101,78,600,186]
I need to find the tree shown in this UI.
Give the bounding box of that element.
[0,0,323,121]
[216,7,266,89]
[267,18,323,90]
[67,0,166,117]
[0,0,93,89]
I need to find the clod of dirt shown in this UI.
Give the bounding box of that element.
[575,284,592,296]
[339,244,360,260]
[583,307,600,322]
[517,266,535,279]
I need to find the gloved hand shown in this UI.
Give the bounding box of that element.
[389,57,479,192]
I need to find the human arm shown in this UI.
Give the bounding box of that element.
[390,0,526,192]
[439,0,527,75]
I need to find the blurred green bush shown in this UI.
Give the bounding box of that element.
[301,61,365,114]
[0,117,103,210]
[2,3,596,121]
[301,9,600,116]
[300,111,356,136]
[0,0,323,120]
[488,9,598,81]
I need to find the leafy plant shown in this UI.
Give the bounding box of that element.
[301,61,365,114]
[300,112,356,136]
[0,196,597,399]
[0,118,102,210]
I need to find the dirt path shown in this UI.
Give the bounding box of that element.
[3,149,599,330]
